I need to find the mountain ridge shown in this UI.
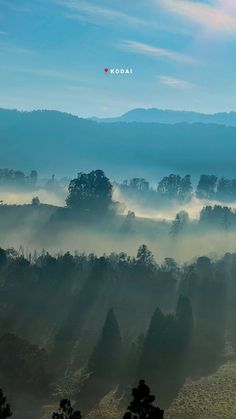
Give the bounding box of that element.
[0,108,236,178]
[92,108,236,126]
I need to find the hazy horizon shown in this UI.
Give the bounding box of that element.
[2,105,236,120]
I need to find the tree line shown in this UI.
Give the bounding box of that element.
[3,167,236,203]
[170,205,236,235]
[120,173,236,202]
[0,169,38,186]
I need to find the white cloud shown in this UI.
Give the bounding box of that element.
[158,75,196,89]
[120,40,194,63]
[157,0,236,35]
[56,0,153,27]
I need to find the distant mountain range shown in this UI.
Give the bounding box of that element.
[1,108,236,178]
[92,108,236,126]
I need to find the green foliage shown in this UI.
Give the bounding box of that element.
[196,175,218,199]
[136,245,156,269]
[200,205,233,230]
[66,170,113,213]
[158,174,192,201]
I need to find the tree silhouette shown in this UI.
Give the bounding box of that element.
[158,174,181,199]
[170,211,189,237]
[30,170,38,185]
[0,389,12,418]
[66,170,113,213]
[123,380,164,419]
[31,196,40,206]
[52,399,81,418]
[78,308,122,413]
[88,308,122,381]
[136,245,155,268]
[179,175,193,201]
[196,174,218,199]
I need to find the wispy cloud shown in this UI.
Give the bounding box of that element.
[55,0,179,33]
[120,40,194,63]
[0,31,7,36]
[55,0,153,27]
[0,44,32,54]
[157,0,236,35]
[0,0,31,12]
[158,75,196,89]
[10,67,83,83]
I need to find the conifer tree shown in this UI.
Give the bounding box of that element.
[78,309,122,413]
[123,380,164,419]
[138,307,165,384]
[88,308,122,382]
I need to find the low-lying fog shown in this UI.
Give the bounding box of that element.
[113,186,236,221]
[0,187,67,207]
[2,185,236,221]
[1,185,236,263]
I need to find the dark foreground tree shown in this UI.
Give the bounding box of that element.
[0,389,12,418]
[52,399,81,418]
[123,380,164,419]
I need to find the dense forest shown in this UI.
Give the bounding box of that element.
[0,168,236,417]
[0,243,235,418]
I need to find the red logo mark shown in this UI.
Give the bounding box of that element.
[104,68,109,73]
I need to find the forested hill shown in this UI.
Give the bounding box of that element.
[1,108,236,177]
[95,108,236,125]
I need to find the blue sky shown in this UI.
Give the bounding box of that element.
[0,0,236,117]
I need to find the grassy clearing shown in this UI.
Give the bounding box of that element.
[41,359,236,418]
[166,360,236,419]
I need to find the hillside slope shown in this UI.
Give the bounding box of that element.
[166,360,236,419]
[1,109,236,178]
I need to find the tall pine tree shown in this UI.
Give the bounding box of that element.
[78,309,122,414]
[138,300,193,408]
